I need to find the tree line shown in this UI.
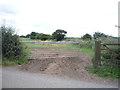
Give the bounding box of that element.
[20,30,115,41]
[81,32,108,40]
[20,29,67,41]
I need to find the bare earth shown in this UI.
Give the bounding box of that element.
[15,48,118,86]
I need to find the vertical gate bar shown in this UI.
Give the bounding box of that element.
[94,41,101,70]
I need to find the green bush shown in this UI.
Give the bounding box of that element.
[79,40,94,49]
[1,26,28,65]
[81,33,92,40]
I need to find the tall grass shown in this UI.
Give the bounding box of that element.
[86,65,120,78]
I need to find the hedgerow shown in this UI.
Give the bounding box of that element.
[1,26,28,65]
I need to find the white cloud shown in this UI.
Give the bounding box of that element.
[0,0,119,37]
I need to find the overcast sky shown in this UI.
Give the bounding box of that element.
[0,0,119,37]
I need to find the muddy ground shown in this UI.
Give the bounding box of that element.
[16,48,118,85]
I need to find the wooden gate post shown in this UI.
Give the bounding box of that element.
[94,41,101,70]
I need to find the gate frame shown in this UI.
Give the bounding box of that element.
[93,41,120,70]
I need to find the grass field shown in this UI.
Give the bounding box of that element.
[22,42,94,56]
[20,38,94,56]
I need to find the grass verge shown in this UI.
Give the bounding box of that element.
[2,57,29,66]
[2,58,16,66]
[0,59,2,65]
[86,65,120,79]
[2,48,31,66]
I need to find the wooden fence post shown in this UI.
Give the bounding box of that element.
[94,41,101,70]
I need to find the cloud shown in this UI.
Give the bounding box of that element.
[0,3,17,15]
[0,0,118,37]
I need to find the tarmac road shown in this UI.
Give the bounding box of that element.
[1,67,118,88]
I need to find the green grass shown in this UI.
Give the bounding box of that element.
[0,59,2,65]
[79,48,94,56]
[15,48,31,65]
[2,58,16,66]
[25,43,70,49]
[2,58,28,66]
[2,47,31,66]
[20,38,94,56]
[24,42,94,56]
[86,65,120,79]
[2,57,29,66]
[19,38,36,41]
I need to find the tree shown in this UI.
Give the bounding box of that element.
[26,34,31,38]
[93,32,107,39]
[37,33,51,41]
[20,35,26,38]
[36,33,43,39]
[1,26,27,61]
[40,34,51,41]
[52,29,67,41]
[30,32,38,39]
[82,33,92,40]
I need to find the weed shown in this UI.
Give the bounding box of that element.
[86,65,120,78]
[2,58,16,66]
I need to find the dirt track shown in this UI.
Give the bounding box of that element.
[18,48,118,85]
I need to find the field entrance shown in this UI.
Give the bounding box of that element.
[13,41,117,84]
[20,48,92,79]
